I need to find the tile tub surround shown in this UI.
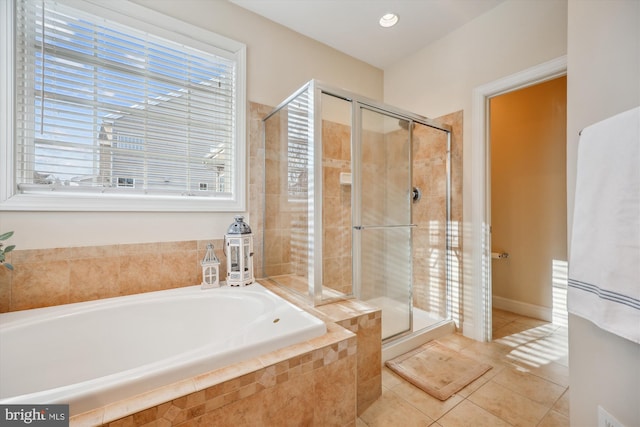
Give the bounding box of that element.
[0,240,224,313]
[71,279,366,425]
[71,322,357,426]
[263,279,383,416]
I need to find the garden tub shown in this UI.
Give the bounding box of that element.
[0,283,326,415]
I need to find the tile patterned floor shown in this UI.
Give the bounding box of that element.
[358,309,570,427]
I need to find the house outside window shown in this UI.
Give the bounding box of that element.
[287,90,310,201]
[0,0,246,211]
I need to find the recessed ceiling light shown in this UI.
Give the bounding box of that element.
[379,13,399,28]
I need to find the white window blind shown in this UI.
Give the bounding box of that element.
[12,0,242,205]
[287,90,311,200]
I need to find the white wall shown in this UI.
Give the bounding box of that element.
[566,1,640,426]
[383,0,567,117]
[131,0,383,109]
[0,0,382,250]
[383,0,567,335]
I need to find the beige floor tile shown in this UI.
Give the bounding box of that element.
[468,380,549,427]
[552,389,570,417]
[461,339,512,360]
[434,333,477,352]
[359,388,434,427]
[491,366,566,407]
[491,315,514,332]
[364,310,570,427]
[382,366,404,388]
[494,321,557,342]
[538,409,569,427]
[515,316,559,329]
[390,380,464,420]
[502,335,568,368]
[505,358,570,388]
[493,308,522,322]
[455,363,503,398]
[555,353,569,368]
[437,400,511,427]
[459,344,509,371]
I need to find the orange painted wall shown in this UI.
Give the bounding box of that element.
[490,76,567,310]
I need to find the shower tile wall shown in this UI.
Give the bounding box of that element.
[321,120,352,295]
[248,102,272,279]
[360,127,396,302]
[261,110,353,296]
[262,105,303,281]
[413,111,463,322]
[373,111,463,321]
[259,103,463,320]
[445,111,463,324]
[412,122,449,319]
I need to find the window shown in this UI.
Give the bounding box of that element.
[1,0,246,211]
[287,91,310,201]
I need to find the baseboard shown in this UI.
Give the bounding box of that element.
[492,296,552,321]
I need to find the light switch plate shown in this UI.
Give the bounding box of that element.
[598,406,624,427]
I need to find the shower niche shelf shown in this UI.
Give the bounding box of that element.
[340,172,352,186]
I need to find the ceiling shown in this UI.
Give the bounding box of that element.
[230,0,506,69]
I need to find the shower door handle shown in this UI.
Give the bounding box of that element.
[353,224,417,230]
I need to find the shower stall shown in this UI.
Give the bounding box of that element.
[262,80,452,345]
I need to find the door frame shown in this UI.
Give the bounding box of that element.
[467,55,567,342]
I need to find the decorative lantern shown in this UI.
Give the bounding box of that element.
[224,215,254,287]
[201,243,220,289]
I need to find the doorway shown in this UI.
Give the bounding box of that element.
[467,55,567,343]
[488,77,568,337]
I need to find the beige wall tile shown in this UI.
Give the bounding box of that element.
[0,262,11,312]
[262,371,315,425]
[11,260,70,310]
[159,252,200,290]
[69,257,121,303]
[118,253,163,295]
[313,355,357,426]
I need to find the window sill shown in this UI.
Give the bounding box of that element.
[0,192,245,212]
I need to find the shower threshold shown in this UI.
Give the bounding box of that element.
[364,296,455,363]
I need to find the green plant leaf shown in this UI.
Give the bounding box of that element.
[0,231,14,241]
[4,245,15,253]
[4,263,13,271]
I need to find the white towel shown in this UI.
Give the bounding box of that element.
[568,106,640,344]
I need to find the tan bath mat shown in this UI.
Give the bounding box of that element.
[385,341,492,400]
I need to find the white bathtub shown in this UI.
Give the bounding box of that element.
[0,283,326,415]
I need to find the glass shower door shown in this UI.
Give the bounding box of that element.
[354,105,413,340]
